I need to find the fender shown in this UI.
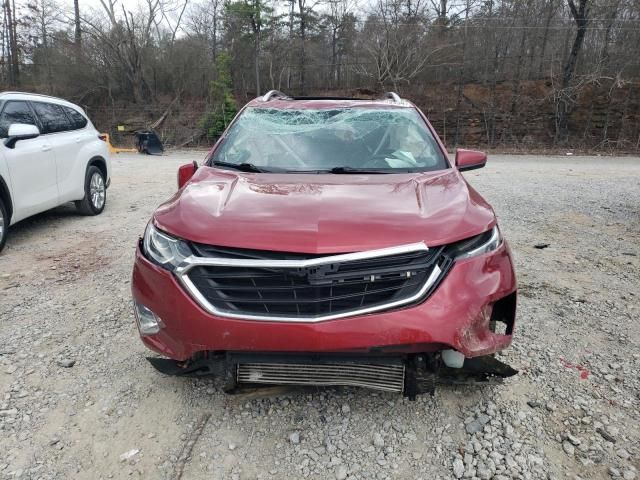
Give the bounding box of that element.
[0,172,14,226]
[59,139,110,203]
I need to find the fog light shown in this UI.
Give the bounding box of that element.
[133,301,163,335]
[442,349,465,369]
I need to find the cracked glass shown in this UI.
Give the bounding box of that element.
[210,107,448,172]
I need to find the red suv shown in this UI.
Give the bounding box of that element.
[131,92,517,397]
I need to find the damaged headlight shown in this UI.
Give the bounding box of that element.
[445,225,501,260]
[143,223,192,270]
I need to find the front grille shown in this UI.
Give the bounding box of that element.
[179,243,447,321]
[237,362,405,392]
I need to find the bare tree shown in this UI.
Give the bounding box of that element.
[556,0,590,140]
[29,0,61,92]
[360,0,446,90]
[4,0,19,84]
[0,0,638,150]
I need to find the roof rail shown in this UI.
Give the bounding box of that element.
[382,92,402,103]
[0,91,70,101]
[261,90,291,102]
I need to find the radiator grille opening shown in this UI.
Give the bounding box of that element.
[182,244,445,321]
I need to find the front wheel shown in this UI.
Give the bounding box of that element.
[0,196,8,253]
[75,166,106,215]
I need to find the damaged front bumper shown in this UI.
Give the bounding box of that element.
[132,238,518,397]
[131,241,517,360]
[146,351,517,399]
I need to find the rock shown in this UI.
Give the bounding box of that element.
[527,400,542,408]
[562,441,575,456]
[228,443,236,450]
[465,414,490,435]
[341,404,350,414]
[597,427,617,443]
[566,434,581,446]
[452,458,465,478]
[477,466,492,479]
[336,464,348,480]
[616,449,630,460]
[57,359,76,368]
[623,470,637,480]
[609,467,621,478]
[0,409,18,417]
[119,449,140,462]
[289,432,300,444]
[373,433,384,448]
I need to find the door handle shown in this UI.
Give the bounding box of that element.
[41,144,52,152]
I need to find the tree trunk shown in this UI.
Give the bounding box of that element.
[41,15,53,93]
[287,0,294,90]
[537,0,555,78]
[557,0,590,141]
[74,0,82,47]
[5,0,19,85]
[251,7,261,96]
[330,28,338,88]
[254,35,261,95]
[298,0,306,95]
[453,0,470,146]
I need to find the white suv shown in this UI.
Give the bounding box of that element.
[0,92,110,253]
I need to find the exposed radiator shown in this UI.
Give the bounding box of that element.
[236,362,405,393]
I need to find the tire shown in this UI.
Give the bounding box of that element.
[75,165,106,216]
[0,196,8,253]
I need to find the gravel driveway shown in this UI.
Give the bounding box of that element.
[1,152,638,480]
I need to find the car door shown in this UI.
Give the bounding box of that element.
[0,100,59,223]
[30,101,81,203]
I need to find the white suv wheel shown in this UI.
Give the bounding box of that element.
[90,171,106,210]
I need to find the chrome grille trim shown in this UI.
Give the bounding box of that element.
[175,242,442,323]
[237,363,405,393]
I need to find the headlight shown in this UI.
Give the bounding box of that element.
[444,225,501,260]
[142,223,192,270]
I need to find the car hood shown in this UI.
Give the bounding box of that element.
[153,167,496,254]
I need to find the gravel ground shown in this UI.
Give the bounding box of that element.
[0,152,639,480]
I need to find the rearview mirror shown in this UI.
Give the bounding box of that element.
[177,161,198,188]
[5,123,40,149]
[455,149,487,172]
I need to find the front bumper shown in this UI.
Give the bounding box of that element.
[131,241,517,361]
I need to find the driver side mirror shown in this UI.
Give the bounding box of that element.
[455,149,487,172]
[177,161,198,189]
[5,123,40,149]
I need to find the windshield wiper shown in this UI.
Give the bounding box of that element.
[326,166,389,174]
[212,161,269,173]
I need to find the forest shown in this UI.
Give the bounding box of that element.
[1,0,639,150]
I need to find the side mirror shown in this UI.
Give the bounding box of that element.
[455,149,487,172]
[5,124,40,149]
[177,161,198,189]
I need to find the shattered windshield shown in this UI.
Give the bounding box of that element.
[209,107,448,173]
